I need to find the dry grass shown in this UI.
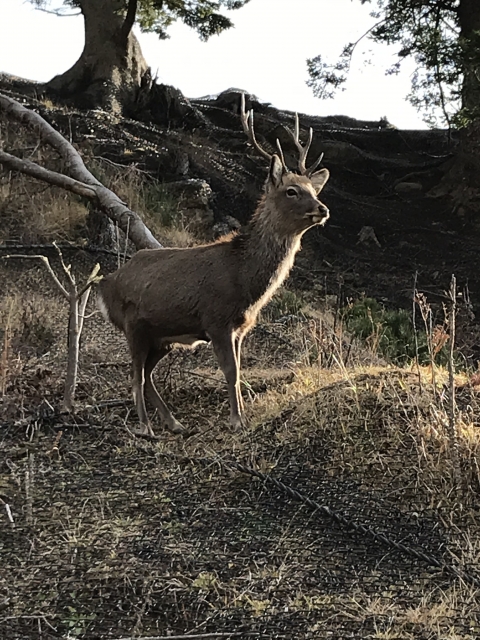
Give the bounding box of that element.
[0,171,89,244]
[2,281,480,638]
[93,160,197,248]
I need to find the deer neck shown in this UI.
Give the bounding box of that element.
[236,202,303,311]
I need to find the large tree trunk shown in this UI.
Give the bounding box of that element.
[434,0,480,217]
[459,0,480,116]
[46,0,150,114]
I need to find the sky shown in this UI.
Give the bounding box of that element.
[0,0,427,129]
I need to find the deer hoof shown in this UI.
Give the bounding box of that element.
[130,425,159,440]
[230,414,246,429]
[168,419,187,435]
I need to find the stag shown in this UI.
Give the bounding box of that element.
[98,97,330,436]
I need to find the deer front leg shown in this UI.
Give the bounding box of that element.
[212,331,245,429]
[235,333,245,414]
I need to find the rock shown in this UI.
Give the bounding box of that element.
[394,181,423,196]
[146,83,206,128]
[215,88,262,114]
[320,114,395,130]
[213,215,241,239]
[317,141,365,166]
[357,226,381,248]
[165,179,214,231]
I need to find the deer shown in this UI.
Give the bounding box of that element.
[97,96,330,437]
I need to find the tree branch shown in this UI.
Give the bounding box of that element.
[1,255,70,300]
[76,263,102,300]
[0,93,162,250]
[0,151,97,199]
[36,7,81,17]
[121,0,138,41]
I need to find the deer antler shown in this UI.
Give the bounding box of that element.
[240,95,324,175]
[240,94,289,172]
[285,113,324,176]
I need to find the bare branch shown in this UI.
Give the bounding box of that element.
[52,241,76,290]
[76,263,103,301]
[0,150,97,199]
[36,7,81,17]
[0,93,162,250]
[1,255,69,300]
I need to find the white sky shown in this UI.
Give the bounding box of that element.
[0,0,427,129]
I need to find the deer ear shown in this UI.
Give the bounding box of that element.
[310,168,330,194]
[267,154,284,189]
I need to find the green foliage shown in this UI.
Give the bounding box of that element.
[307,0,480,128]
[342,297,448,365]
[32,0,251,41]
[142,182,178,227]
[265,288,304,321]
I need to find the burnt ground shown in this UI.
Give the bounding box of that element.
[1,77,480,639]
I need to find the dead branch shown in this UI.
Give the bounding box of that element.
[109,634,246,640]
[0,93,162,250]
[1,254,70,299]
[0,150,97,199]
[447,274,460,489]
[1,251,102,411]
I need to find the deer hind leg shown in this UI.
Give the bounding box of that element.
[128,331,154,437]
[144,347,186,435]
[212,331,245,429]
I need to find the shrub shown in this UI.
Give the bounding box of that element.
[342,297,449,365]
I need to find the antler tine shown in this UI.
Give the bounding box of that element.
[307,152,324,177]
[294,113,300,145]
[239,93,272,163]
[285,115,314,175]
[275,139,289,172]
[295,126,313,174]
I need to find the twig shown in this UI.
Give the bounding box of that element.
[2,251,101,410]
[76,263,102,300]
[47,430,63,456]
[0,498,15,527]
[0,241,127,259]
[412,271,423,393]
[1,254,69,299]
[109,634,246,640]
[447,274,460,489]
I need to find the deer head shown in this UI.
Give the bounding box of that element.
[240,94,330,237]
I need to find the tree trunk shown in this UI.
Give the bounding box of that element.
[46,0,150,114]
[432,0,480,218]
[459,0,480,116]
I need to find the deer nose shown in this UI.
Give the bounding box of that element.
[317,202,329,220]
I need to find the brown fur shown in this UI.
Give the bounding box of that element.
[98,156,330,435]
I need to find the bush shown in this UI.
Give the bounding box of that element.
[342,297,449,365]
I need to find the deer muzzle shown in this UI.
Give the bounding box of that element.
[309,203,330,225]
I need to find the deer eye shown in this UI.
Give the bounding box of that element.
[286,187,298,198]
